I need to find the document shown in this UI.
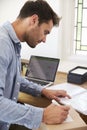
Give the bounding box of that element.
[46,83,87,115]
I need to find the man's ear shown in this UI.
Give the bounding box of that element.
[30,14,39,25]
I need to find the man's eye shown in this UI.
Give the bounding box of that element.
[44,31,49,35]
[44,32,49,35]
[44,32,47,35]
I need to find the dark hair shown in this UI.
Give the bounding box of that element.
[18,0,60,26]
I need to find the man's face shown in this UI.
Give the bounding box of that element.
[24,20,53,48]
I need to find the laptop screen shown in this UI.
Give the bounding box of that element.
[26,55,60,82]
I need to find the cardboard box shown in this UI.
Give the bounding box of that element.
[69,126,87,130]
[37,107,87,130]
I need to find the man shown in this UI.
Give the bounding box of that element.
[0,0,70,130]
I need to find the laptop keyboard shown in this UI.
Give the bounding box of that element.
[27,78,49,86]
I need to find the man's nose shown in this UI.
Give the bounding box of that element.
[42,36,46,43]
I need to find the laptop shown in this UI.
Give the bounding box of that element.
[25,55,60,88]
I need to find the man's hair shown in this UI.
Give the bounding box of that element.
[18,0,60,26]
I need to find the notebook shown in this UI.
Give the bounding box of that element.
[25,55,60,87]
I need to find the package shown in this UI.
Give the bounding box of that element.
[68,126,87,130]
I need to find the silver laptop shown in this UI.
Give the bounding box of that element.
[25,55,60,87]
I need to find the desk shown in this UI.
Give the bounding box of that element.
[18,72,87,129]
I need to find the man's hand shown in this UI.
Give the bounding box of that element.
[42,104,70,124]
[41,88,71,101]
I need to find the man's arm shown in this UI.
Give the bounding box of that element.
[20,76,43,96]
[0,96,43,129]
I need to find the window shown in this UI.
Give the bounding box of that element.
[59,0,87,73]
[74,0,87,55]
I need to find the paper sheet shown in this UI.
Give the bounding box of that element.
[47,82,86,97]
[71,68,87,75]
[47,83,87,115]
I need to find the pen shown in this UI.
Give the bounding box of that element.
[52,99,60,106]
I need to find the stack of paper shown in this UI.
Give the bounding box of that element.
[46,83,87,115]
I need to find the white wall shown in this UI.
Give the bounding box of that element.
[0,0,26,23]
